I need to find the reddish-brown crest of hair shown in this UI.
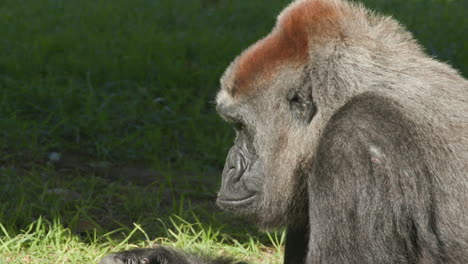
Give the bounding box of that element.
[231,0,340,96]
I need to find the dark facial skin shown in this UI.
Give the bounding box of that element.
[215,104,263,215]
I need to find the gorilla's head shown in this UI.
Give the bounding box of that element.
[215,61,320,229]
[214,0,363,229]
[212,0,351,229]
[213,4,334,224]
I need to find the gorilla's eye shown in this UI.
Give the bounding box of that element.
[234,119,245,131]
[290,94,302,104]
[218,108,245,131]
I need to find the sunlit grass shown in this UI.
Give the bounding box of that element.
[0,217,284,264]
[0,0,466,262]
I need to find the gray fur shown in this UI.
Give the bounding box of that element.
[100,0,468,263]
[218,0,467,262]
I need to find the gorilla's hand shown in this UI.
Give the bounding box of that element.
[99,247,188,264]
[99,247,241,264]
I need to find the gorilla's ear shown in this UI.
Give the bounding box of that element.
[287,89,316,125]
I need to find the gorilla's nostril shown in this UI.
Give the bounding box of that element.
[237,152,246,172]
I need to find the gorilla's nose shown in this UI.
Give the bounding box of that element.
[220,146,248,193]
[218,145,256,207]
[227,146,246,181]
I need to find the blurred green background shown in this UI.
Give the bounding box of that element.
[0,0,466,263]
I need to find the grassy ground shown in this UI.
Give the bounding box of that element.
[0,0,466,263]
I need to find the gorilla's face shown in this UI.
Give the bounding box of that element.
[216,103,264,215]
[215,65,317,228]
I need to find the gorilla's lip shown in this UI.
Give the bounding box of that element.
[217,194,257,207]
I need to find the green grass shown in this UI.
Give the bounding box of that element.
[0,217,284,264]
[0,0,466,263]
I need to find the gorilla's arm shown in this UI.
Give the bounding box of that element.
[307,93,440,263]
[284,224,309,264]
[99,247,239,264]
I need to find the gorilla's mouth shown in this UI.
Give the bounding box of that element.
[217,194,257,208]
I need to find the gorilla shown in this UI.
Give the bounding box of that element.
[100,0,468,263]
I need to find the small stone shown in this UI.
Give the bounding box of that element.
[48,152,61,162]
